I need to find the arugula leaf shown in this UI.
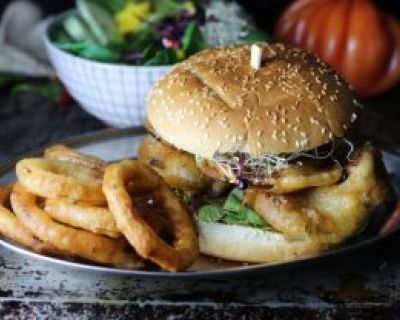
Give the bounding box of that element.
[126,27,156,52]
[240,29,271,44]
[51,28,74,43]
[141,44,160,62]
[147,0,193,24]
[223,188,243,213]
[97,0,128,14]
[181,21,208,57]
[63,15,96,43]
[56,42,120,62]
[144,48,177,65]
[156,0,187,15]
[112,27,157,63]
[198,188,276,231]
[198,205,225,223]
[77,0,122,45]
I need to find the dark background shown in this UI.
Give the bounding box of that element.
[1,0,399,31]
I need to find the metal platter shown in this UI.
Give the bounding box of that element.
[0,127,399,278]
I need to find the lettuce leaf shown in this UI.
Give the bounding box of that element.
[198,188,275,231]
[181,21,208,57]
[144,48,178,65]
[97,0,128,14]
[56,42,120,62]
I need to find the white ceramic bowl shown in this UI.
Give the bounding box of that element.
[44,12,171,127]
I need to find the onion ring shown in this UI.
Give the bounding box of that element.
[44,198,121,238]
[44,144,106,176]
[11,183,143,269]
[103,160,199,272]
[0,185,58,254]
[138,135,213,191]
[44,197,169,238]
[16,158,106,205]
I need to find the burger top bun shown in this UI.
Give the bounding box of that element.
[147,43,359,159]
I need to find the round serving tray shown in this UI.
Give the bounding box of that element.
[0,127,399,278]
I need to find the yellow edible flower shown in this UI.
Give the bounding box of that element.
[183,2,196,15]
[116,2,151,35]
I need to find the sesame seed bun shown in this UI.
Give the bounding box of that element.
[147,43,359,158]
[198,220,332,263]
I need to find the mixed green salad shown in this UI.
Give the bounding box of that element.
[51,0,270,65]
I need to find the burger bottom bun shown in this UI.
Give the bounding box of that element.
[198,221,335,263]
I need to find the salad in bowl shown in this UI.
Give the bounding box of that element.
[52,0,210,65]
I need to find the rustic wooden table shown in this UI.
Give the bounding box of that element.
[0,93,399,319]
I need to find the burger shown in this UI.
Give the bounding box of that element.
[138,43,393,263]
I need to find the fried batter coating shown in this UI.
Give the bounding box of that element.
[16,158,106,205]
[11,183,143,268]
[261,160,343,193]
[44,144,106,171]
[0,185,59,254]
[245,144,393,243]
[138,135,213,192]
[103,160,199,272]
